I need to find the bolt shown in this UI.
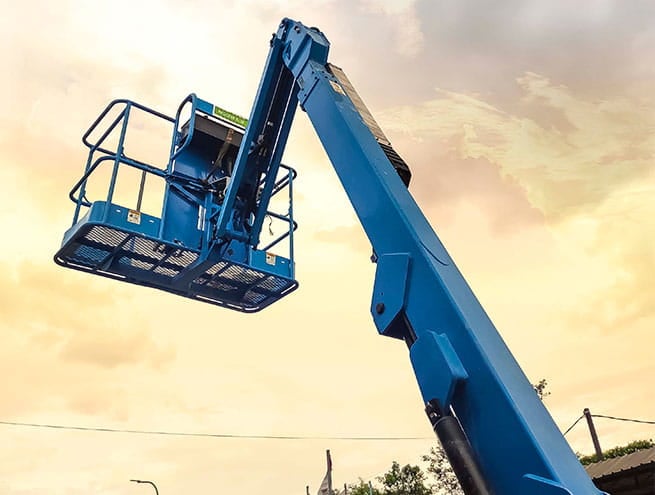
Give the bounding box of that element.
[375,303,385,315]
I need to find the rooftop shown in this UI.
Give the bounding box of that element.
[585,446,655,495]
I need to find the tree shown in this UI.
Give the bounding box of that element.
[346,479,381,495]
[377,461,431,495]
[578,439,654,465]
[422,446,463,495]
[534,379,551,400]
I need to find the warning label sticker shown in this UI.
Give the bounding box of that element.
[265,252,277,265]
[213,105,248,128]
[127,210,141,225]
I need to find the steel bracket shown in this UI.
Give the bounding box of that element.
[370,253,411,339]
[410,331,468,410]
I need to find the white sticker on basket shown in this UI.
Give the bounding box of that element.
[127,210,141,225]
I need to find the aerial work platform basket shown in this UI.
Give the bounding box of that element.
[55,95,298,312]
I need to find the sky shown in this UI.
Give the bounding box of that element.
[0,0,654,494]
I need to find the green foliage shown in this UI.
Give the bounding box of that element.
[346,479,381,495]
[578,439,654,465]
[533,379,550,400]
[345,463,430,495]
[422,446,463,495]
[376,461,431,495]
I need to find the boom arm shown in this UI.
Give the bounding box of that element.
[228,19,604,495]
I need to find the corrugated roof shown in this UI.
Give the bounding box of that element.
[585,446,655,479]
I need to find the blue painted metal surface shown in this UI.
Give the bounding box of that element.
[242,18,602,494]
[55,96,299,312]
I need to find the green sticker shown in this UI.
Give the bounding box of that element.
[213,105,248,128]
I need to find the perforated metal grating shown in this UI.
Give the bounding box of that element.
[55,223,297,311]
[191,261,296,309]
[59,225,199,279]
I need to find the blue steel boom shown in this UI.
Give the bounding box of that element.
[55,18,606,495]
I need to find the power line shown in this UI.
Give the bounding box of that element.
[3,413,652,441]
[592,414,655,426]
[0,420,433,441]
[563,415,584,436]
[563,413,655,436]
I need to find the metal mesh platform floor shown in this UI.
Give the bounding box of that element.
[54,223,298,312]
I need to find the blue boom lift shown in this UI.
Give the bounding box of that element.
[55,18,606,495]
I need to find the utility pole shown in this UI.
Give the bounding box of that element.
[583,408,603,460]
[326,450,333,495]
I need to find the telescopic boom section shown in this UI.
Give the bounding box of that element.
[214,24,305,248]
[245,18,604,495]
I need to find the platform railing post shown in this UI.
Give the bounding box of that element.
[136,169,147,212]
[288,165,295,273]
[73,104,126,226]
[72,151,95,227]
[104,104,131,222]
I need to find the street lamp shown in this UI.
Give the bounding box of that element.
[130,479,159,495]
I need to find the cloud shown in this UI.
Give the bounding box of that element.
[346,0,651,110]
[567,187,655,332]
[380,72,655,222]
[311,225,371,253]
[0,259,178,421]
[359,0,425,57]
[0,261,175,370]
